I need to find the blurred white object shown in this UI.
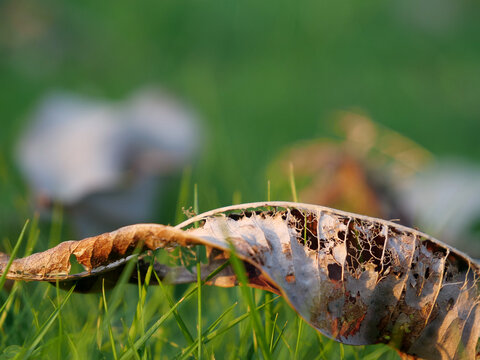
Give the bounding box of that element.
[17,88,201,236]
[399,160,480,256]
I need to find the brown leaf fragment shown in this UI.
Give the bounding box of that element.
[0,224,196,280]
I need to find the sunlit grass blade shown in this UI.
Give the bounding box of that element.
[129,260,154,341]
[194,183,203,360]
[182,261,230,300]
[227,246,271,360]
[102,279,118,360]
[0,217,40,327]
[294,317,304,359]
[176,295,279,360]
[289,162,298,202]
[152,265,194,345]
[126,328,142,360]
[268,312,278,351]
[316,332,336,360]
[55,281,64,359]
[65,332,80,360]
[118,293,188,360]
[264,292,274,349]
[199,295,279,345]
[264,179,274,349]
[232,190,242,205]
[204,301,238,335]
[15,285,75,360]
[101,245,144,332]
[0,282,18,320]
[271,320,288,354]
[176,301,238,360]
[0,220,29,293]
[121,260,231,360]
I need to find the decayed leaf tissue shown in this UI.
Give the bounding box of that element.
[1,202,479,360]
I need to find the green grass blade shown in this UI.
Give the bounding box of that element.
[0,282,18,317]
[194,184,203,360]
[176,301,238,360]
[152,266,194,345]
[118,293,188,360]
[289,162,298,202]
[228,246,271,360]
[294,317,304,359]
[182,261,230,300]
[0,220,29,293]
[17,285,75,360]
[176,296,279,360]
[265,179,274,352]
[264,290,274,347]
[121,260,231,360]
[269,313,278,351]
[201,296,279,344]
[55,281,64,359]
[101,245,144,331]
[204,302,238,334]
[271,320,288,353]
[102,279,118,360]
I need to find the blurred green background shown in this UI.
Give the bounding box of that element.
[1,0,480,235]
[1,1,480,358]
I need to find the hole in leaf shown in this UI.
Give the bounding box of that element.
[327,263,342,281]
[69,254,85,274]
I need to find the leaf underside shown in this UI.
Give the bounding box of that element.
[1,202,479,360]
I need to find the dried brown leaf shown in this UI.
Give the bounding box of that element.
[1,202,479,360]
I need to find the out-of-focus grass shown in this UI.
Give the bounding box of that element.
[1,0,480,218]
[1,0,480,237]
